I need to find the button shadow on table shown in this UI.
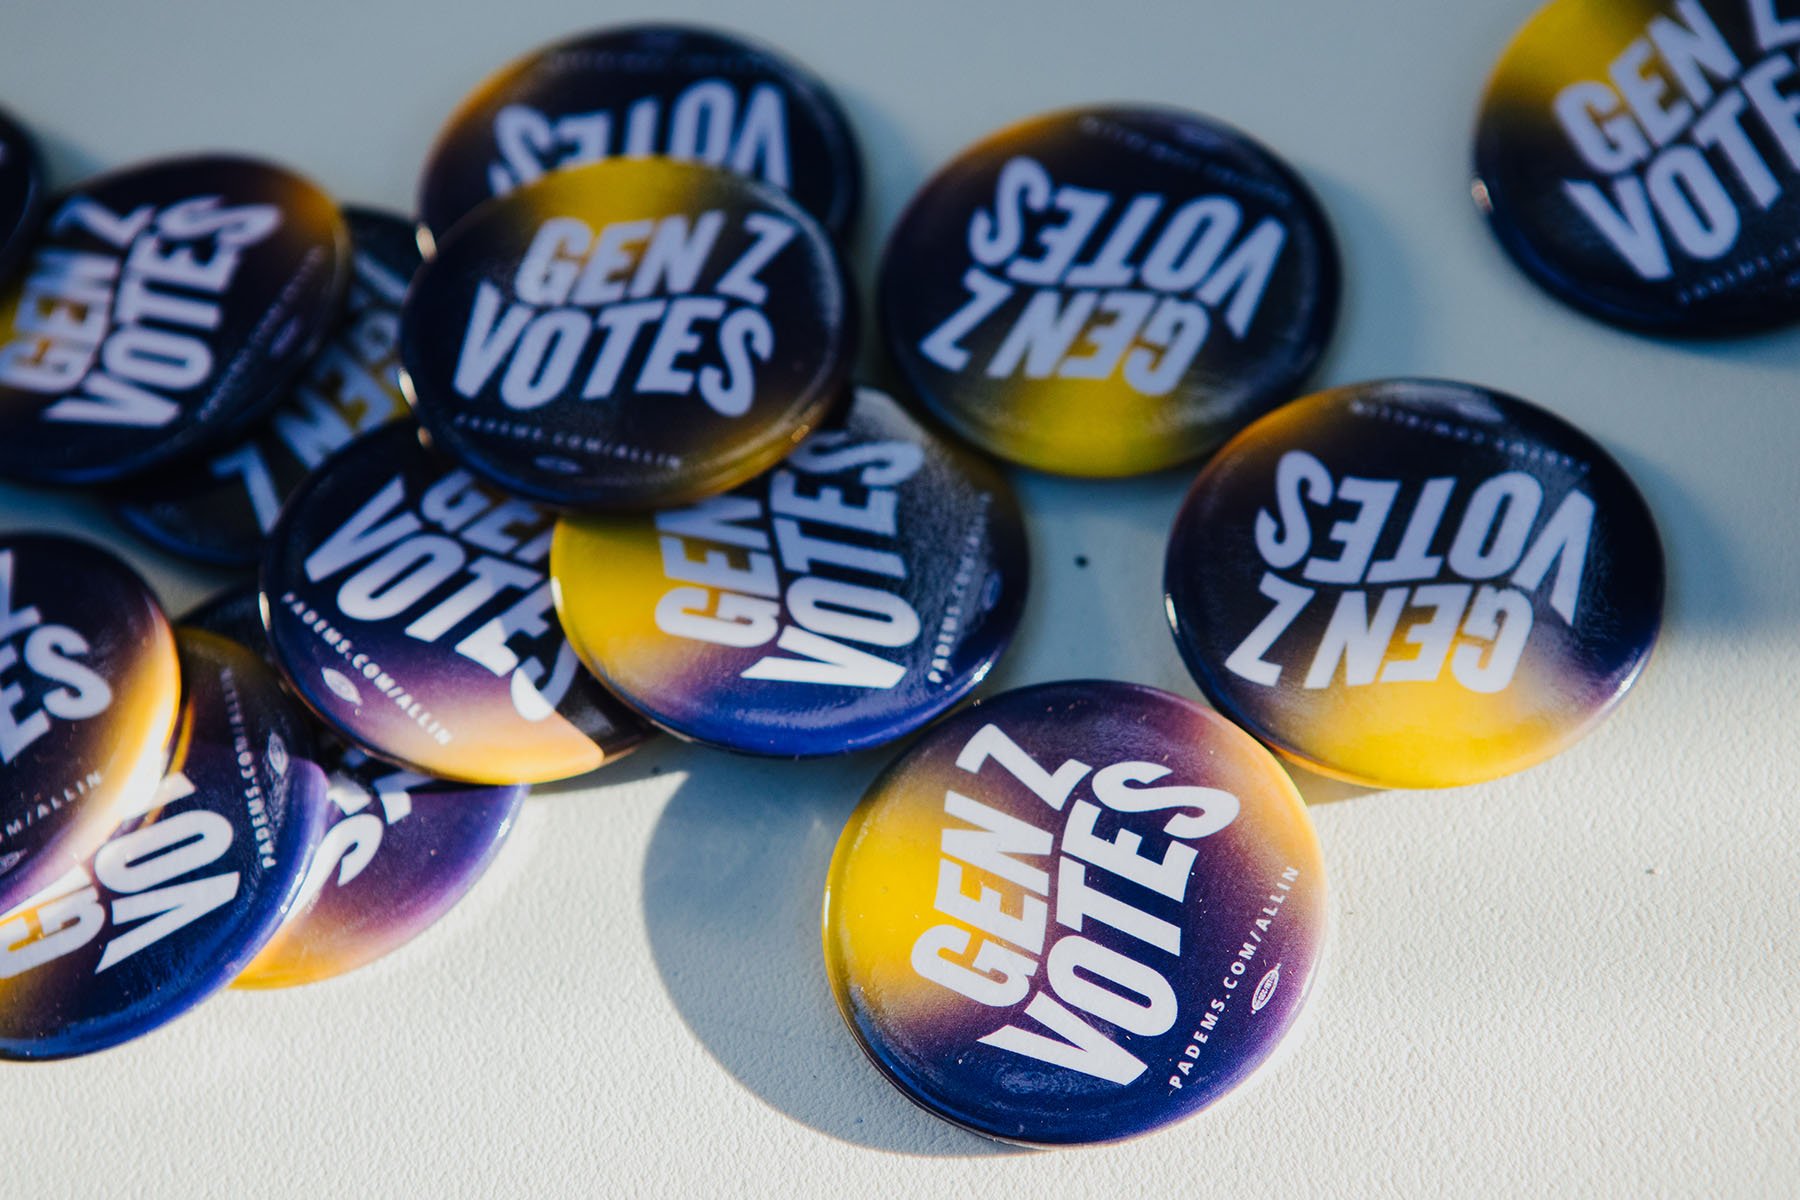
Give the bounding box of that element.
[640,746,1019,1157]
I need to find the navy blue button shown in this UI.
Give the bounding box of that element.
[1475,0,1800,334]
[0,105,44,285]
[261,421,651,783]
[551,386,1028,756]
[401,156,855,511]
[0,628,330,1060]
[823,680,1328,1144]
[113,207,423,567]
[418,23,862,243]
[1164,378,1664,789]
[0,533,181,915]
[0,155,350,485]
[880,105,1340,476]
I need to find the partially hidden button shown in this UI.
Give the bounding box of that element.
[261,421,652,784]
[0,629,330,1060]
[551,385,1028,756]
[0,155,350,484]
[0,533,181,916]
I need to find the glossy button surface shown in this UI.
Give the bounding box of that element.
[0,534,180,915]
[0,155,350,484]
[551,386,1027,755]
[1474,0,1800,334]
[403,157,853,511]
[1164,378,1664,789]
[0,630,329,1060]
[880,105,1339,477]
[261,422,650,784]
[418,22,861,241]
[114,207,422,566]
[824,680,1327,1145]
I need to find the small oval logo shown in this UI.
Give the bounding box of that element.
[265,732,289,779]
[1251,963,1281,1014]
[322,667,363,706]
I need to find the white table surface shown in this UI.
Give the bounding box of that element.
[1,1,1796,1195]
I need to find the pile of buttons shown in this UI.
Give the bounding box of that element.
[0,5,1691,1144]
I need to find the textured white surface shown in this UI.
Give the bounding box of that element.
[1,0,1798,1195]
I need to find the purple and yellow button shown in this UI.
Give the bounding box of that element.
[401,156,854,510]
[880,105,1339,477]
[0,629,329,1060]
[824,680,1327,1145]
[551,386,1028,756]
[0,155,350,484]
[1165,379,1664,789]
[237,746,523,989]
[1475,0,1800,334]
[261,421,650,784]
[417,23,862,242]
[0,534,180,916]
[114,207,423,567]
[0,105,43,284]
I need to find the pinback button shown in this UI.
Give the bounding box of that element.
[0,155,351,485]
[879,105,1340,478]
[0,629,329,1061]
[181,585,529,988]
[823,680,1327,1145]
[1164,379,1664,790]
[1475,0,1800,335]
[261,421,651,784]
[417,23,862,243]
[551,385,1028,756]
[0,534,181,916]
[235,746,524,989]
[402,156,854,511]
[0,105,44,284]
[112,207,424,567]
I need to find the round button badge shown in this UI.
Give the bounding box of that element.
[0,155,351,485]
[0,629,330,1060]
[417,22,862,242]
[1164,379,1664,790]
[236,746,524,989]
[1475,0,1800,334]
[0,534,181,916]
[0,105,44,284]
[114,207,424,567]
[261,421,650,784]
[402,157,854,511]
[823,680,1327,1145]
[551,386,1028,756]
[880,105,1340,477]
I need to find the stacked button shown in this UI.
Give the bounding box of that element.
[401,156,855,511]
[185,585,528,988]
[1164,379,1664,789]
[418,23,862,243]
[0,629,329,1059]
[0,155,350,485]
[260,421,650,785]
[881,105,1340,477]
[0,534,181,915]
[551,385,1028,756]
[114,207,423,567]
[823,680,1327,1144]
